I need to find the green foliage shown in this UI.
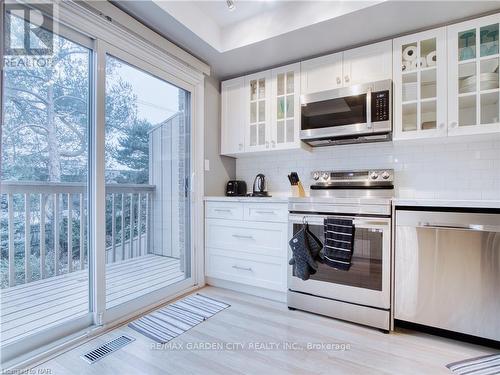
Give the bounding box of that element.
[111,119,151,184]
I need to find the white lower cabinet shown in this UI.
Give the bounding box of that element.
[205,200,288,300]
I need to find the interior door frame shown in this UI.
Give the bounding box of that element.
[94,40,200,326]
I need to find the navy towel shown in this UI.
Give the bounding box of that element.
[320,218,355,271]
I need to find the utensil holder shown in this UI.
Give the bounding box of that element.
[291,182,306,198]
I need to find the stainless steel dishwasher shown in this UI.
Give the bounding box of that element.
[394,208,500,341]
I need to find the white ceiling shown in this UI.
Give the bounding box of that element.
[113,1,500,79]
[193,0,287,28]
[148,0,383,52]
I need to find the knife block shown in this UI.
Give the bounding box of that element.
[291,181,306,198]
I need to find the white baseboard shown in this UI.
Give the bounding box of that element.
[206,277,286,302]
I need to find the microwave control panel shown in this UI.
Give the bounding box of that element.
[371,90,390,122]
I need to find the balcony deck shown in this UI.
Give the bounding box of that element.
[0,255,184,346]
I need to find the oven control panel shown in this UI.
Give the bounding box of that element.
[311,169,394,185]
[371,90,390,122]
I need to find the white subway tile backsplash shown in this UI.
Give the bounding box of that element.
[236,134,500,200]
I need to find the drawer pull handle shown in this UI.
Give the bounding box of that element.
[232,234,254,239]
[255,210,275,214]
[232,265,252,271]
[214,209,231,213]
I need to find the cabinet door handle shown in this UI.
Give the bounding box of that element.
[214,209,231,213]
[239,143,243,150]
[256,210,275,214]
[336,77,341,85]
[450,121,458,128]
[232,234,254,239]
[439,123,445,129]
[344,75,350,83]
[232,265,253,271]
[271,140,276,148]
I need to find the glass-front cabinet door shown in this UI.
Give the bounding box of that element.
[393,27,447,139]
[448,13,500,136]
[271,63,300,150]
[245,71,271,151]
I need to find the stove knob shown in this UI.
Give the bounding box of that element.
[312,172,320,180]
[381,171,390,180]
[322,172,329,181]
[370,171,379,180]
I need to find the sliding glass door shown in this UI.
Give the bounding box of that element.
[1,2,197,365]
[101,47,194,320]
[1,5,93,361]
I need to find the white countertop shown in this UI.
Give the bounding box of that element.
[205,196,500,209]
[204,196,289,203]
[392,198,500,209]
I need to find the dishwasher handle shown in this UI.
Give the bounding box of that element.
[418,222,496,232]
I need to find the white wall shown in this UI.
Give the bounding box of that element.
[204,75,236,195]
[236,134,500,200]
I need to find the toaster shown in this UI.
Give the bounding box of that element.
[226,180,247,197]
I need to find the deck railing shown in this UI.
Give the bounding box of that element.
[0,181,155,288]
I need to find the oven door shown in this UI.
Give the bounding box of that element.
[288,213,391,309]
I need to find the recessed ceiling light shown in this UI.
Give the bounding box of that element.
[226,0,236,11]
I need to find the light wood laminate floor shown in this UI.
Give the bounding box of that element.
[32,286,496,375]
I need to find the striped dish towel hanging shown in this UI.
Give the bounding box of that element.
[320,218,355,271]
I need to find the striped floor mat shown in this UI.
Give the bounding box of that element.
[447,354,500,374]
[128,293,230,343]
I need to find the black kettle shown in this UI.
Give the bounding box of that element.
[252,174,270,197]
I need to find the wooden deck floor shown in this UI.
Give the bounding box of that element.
[0,255,184,346]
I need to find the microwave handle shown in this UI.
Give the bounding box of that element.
[366,88,372,130]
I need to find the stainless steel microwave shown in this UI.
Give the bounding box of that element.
[300,79,392,147]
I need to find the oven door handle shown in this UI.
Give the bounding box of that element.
[352,219,389,227]
[289,215,389,228]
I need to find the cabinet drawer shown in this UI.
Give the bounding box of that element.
[205,219,286,257]
[206,248,286,291]
[205,201,243,220]
[243,203,288,223]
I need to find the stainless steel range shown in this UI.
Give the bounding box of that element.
[288,169,394,331]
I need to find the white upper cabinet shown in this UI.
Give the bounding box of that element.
[448,13,500,136]
[343,40,393,86]
[393,28,447,140]
[300,41,392,96]
[271,63,301,150]
[245,70,272,152]
[300,52,343,95]
[221,77,245,155]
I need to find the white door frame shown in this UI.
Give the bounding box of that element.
[1,0,206,367]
